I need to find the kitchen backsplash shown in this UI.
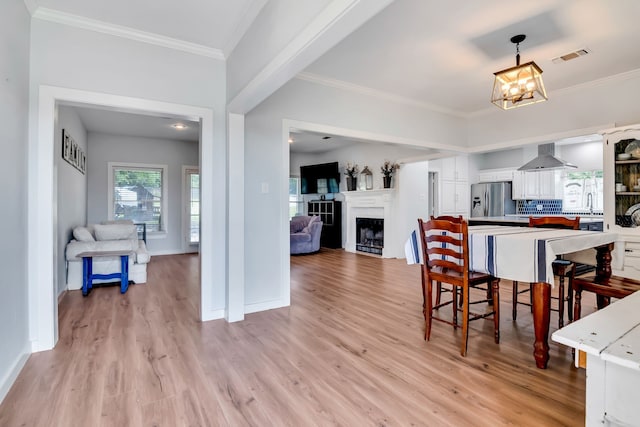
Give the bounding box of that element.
[516,199,604,216]
[516,200,563,215]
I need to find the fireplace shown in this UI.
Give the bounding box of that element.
[356,217,384,255]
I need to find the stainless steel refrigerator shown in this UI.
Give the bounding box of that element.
[470,182,516,217]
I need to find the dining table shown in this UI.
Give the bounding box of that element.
[406,224,618,369]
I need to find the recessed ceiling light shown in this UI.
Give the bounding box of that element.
[288,137,294,144]
[172,123,187,130]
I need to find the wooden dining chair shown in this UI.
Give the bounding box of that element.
[429,215,493,310]
[418,217,500,356]
[512,216,580,328]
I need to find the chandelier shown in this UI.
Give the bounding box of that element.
[491,34,547,110]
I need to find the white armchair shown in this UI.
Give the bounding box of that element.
[65,221,151,290]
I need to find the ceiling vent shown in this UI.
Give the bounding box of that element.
[552,48,591,64]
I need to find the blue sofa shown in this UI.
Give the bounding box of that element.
[290,215,323,254]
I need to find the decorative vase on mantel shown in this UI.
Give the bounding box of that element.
[346,176,358,191]
[383,175,392,189]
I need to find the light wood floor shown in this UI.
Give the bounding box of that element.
[0,250,597,426]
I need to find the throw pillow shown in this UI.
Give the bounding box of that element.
[290,216,307,233]
[94,223,137,241]
[73,227,95,242]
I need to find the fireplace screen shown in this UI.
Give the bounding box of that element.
[356,217,384,255]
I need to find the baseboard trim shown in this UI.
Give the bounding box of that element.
[0,345,30,405]
[201,309,225,322]
[148,249,194,256]
[244,298,289,315]
[57,289,67,304]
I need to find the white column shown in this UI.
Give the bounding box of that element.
[227,113,245,322]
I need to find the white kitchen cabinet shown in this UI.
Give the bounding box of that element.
[441,181,469,215]
[439,155,469,217]
[601,124,640,279]
[477,168,515,183]
[441,155,468,181]
[603,124,640,235]
[512,170,561,200]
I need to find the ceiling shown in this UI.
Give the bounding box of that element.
[69,106,200,143]
[32,1,640,148]
[288,129,435,157]
[304,0,640,116]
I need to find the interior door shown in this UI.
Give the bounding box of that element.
[183,166,200,252]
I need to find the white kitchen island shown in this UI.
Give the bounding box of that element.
[552,291,640,426]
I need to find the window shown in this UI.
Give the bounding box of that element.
[289,177,304,219]
[108,162,168,233]
[187,169,200,244]
[562,170,603,213]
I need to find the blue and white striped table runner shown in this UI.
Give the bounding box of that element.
[406,225,617,287]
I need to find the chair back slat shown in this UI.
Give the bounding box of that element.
[528,216,580,230]
[426,247,463,261]
[418,218,469,278]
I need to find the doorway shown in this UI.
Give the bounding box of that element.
[30,86,222,352]
[183,166,200,252]
[428,171,438,218]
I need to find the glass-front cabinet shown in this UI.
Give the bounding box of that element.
[603,124,640,280]
[605,125,640,230]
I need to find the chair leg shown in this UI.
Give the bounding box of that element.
[493,279,500,344]
[435,281,442,306]
[573,288,582,321]
[452,286,458,328]
[421,268,426,320]
[512,281,518,320]
[558,274,565,329]
[425,272,433,341]
[529,283,533,312]
[596,295,611,310]
[460,285,469,357]
[567,266,575,323]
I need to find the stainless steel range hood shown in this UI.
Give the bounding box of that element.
[517,143,577,171]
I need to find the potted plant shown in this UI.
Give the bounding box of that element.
[344,163,359,191]
[380,161,400,188]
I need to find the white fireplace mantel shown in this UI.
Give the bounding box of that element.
[341,189,400,258]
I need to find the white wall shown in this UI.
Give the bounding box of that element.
[471,141,603,174]
[28,20,228,316]
[557,142,603,172]
[397,161,430,246]
[244,77,466,307]
[0,0,30,403]
[87,133,199,255]
[227,0,332,101]
[466,71,640,149]
[55,106,88,296]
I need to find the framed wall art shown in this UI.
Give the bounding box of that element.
[62,129,86,174]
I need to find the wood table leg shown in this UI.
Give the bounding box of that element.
[532,282,551,369]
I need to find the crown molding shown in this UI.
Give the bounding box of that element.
[22,0,38,15]
[32,7,225,60]
[296,72,466,118]
[468,67,640,119]
[228,0,394,114]
[222,0,267,58]
[300,66,640,120]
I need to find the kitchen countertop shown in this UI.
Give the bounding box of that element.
[470,215,604,224]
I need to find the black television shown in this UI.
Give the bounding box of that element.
[300,162,340,194]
